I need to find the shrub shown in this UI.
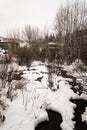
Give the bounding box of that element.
[15,47,33,66]
[72,59,84,71]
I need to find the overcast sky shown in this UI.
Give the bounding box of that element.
[0,0,66,36]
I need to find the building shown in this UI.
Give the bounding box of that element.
[0,36,18,50]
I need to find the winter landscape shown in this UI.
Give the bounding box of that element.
[0,0,87,130]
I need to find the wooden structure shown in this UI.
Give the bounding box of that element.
[47,42,61,61]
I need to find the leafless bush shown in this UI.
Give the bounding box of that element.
[15,47,33,66]
[72,59,84,71]
[0,53,12,64]
[0,61,22,106]
[15,46,40,66]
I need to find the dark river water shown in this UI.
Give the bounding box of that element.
[35,109,62,130]
[35,99,87,130]
[71,99,87,130]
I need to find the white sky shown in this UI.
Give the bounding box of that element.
[0,0,66,36]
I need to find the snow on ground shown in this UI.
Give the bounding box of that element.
[63,60,87,95]
[0,61,83,130]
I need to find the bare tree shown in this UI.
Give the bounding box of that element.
[22,25,41,47]
[55,0,87,64]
